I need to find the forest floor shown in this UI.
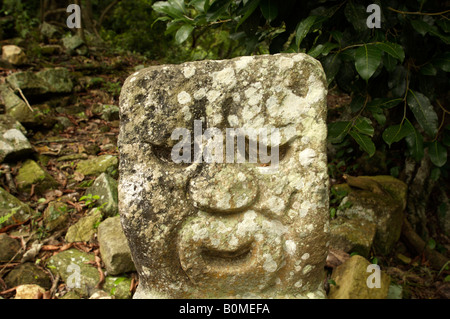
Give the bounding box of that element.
[0,37,449,299]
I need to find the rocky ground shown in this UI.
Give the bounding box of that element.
[0,23,448,299]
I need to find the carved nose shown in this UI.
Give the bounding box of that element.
[189,164,258,214]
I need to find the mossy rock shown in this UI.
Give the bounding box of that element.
[65,209,102,243]
[43,201,70,232]
[75,155,118,177]
[15,159,59,194]
[0,187,32,227]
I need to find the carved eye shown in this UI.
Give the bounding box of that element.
[243,138,290,166]
[152,143,194,167]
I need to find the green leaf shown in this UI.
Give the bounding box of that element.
[355,44,382,81]
[367,98,402,110]
[433,52,450,72]
[354,117,374,136]
[407,90,438,137]
[420,63,437,76]
[260,0,278,22]
[376,42,405,62]
[383,52,398,73]
[436,19,450,33]
[349,129,376,157]
[328,279,336,286]
[308,43,339,58]
[428,141,447,167]
[382,122,414,147]
[405,121,424,162]
[153,1,185,19]
[206,0,230,21]
[236,0,261,30]
[410,19,429,36]
[189,0,207,12]
[295,16,318,48]
[175,24,194,44]
[368,107,386,126]
[328,121,351,143]
[322,53,341,85]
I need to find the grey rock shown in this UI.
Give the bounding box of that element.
[47,248,99,297]
[4,263,52,290]
[43,201,70,232]
[6,68,73,96]
[98,216,135,275]
[0,187,32,227]
[76,155,118,177]
[85,173,118,217]
[100,105,120,121]
[0,233,22,262]
[65,209,102,243]
[62,35,84,54]
[0,114,32,163]
[0,84,34,124]
[119,53,329,298]
[15,159,59,195]
[337,176,407,255]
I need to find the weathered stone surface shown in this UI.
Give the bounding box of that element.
[328,255,390,299]
[330,216,377,257]
[336,176,407,255]
[0,84,34,124]
[43,201,70,232]
[65,209,102,243]
[104,276,133,299]
[76,155,118,176]
[0,187,32,227]
[100,105,120,121]
[4,262,52,289]
[6,68,73,96]
[15,284,45,299]
[98,216,135,275]
[0,114,32,163]
[47,248,98,297]
[62,35,85,55]
[2,45,26,65]
[15,159,59,194]
[0,233,22,262]
[119,53,329,298]
[85,173,118,217]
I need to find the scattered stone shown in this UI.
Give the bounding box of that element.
[0,233,22,262]
[6,68,73,96]
[98,216,135,275]
[89,290,113,299]
[47,248,98,297]
[76,155,118,177]
[15,159,59,194]
[86,173,118,217]
[0,114,32,163]
[104,276,133,299]
[387,283,403,299]
[100,105,120,121]
[62,34,84,54]
[1,45,27,65]
[328,255,390,299]
[4,262,52,290]
[0,187,32,227]
[43,201,70,232]
[40,44,62,56]
[40,22,61,40]
[336,176,407,255]
[65,209,102,243]
[119,53,329,298]
[15,284,45,299]
[0,84,34,124]
[60,290,82,299]
[330,216,377,257]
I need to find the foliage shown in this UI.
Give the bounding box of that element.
[153,0,450,180]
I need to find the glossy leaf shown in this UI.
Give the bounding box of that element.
[349,129,376,157]
[295,16,318,48]
[376,42,405,62]
[354,117,374,136]
[260,0,278,22]
[428,141,447,167]
[405,120,424,162]
[382,122,414,146]
[367,98,402,110]
[407,90,438,137]
[175,24,194,44]
[236,0,261,29]
[328,121,351,143]
[355,44,382,81]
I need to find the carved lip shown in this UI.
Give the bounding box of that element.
[201,241,254,267]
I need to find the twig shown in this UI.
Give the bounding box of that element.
[387,7,450,16]
[15,87,34,112]
[2,164,17,194]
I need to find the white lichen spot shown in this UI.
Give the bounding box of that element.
[177,91,192,105]
[245,87,262,106]
[234,56,254,70]
[301,253,310,260]
[302,264,312,275]
[279,57,294,70]
[194,88,206,100]
[227,114,239,127]
[183,66,196,78]
[181,105,192,121]
[130,77,137,83]
[263,254,278,273]
[294,279,303,288]
[284,240,297,256]
[212,67,236,88]
[207,90,221,103]
[299,148,316,166]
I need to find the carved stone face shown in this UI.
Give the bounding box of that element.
[119,53,329,298]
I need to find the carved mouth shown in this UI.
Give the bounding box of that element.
[201,242,253,267]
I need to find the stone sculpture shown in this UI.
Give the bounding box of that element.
[119,53,329,298]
